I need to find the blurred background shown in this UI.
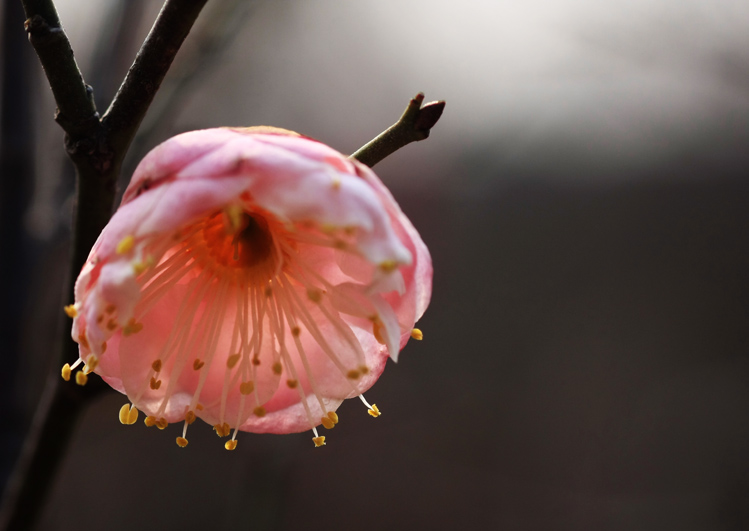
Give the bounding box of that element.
[2,0,749,529]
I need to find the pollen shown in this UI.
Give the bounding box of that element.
[272,362,282,375]
[253,406,266,417]
[116,235,135,255]
[372,318,386,345]
[75,371,88,386]
[185,411,197,425]
[123,318,143,336]
[285,379,298,389]
[214,423,230,437]
[306,288,322,303]
[239,381,254,395]
[410,328,423,340]
[346,369,360,380]
[63,304,78,318]
[176,437,189,448]
[151,359,163,372]
[61,364,71,381]
[367,404,381,418]
[156,418,168,430]
[225,440,238,451]
[379,259,398,273]
[193,359,205,371]
[313,436,326,447]
[118,403,139,425]
[144,416,157,427]
[291,326,301,337]
[327,411,339,424]
[321,416,335,429]
[226,353,241,369]
[150,377,162,390]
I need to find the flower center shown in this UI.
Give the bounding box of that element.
[198,209,280,276]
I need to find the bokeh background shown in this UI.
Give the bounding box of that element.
[2,0,749,529]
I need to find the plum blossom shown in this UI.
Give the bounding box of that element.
[63,127,431,449]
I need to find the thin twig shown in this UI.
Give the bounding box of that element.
[102,0,210,166]
[350,93,445,168]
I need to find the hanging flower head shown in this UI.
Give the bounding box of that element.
[63,127,432,449]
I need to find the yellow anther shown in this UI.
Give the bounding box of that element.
[359,365,370,375]
[251,357,261,366]
[272,362,282,375]
[85,354,98,372]
[144,416,157,427]
[346,369,360,380]
[224,204,244,233]
[306,289,322,303]
[321,416,335,429]
[106,319,118,331]
[410,328,424,340]
[101,342,107,353]
[331,177,341,190]
[63,304,78,318]
[156,418,168,430]
[225,440,238,451]
[193,359,205,371]
[264,286,273,297]
[105,304,116,314]
[372,319,386,345]
[379,259,398,273]
[78,333,90,350]
[226,353,240,369]
[327,411,339,424]
[213,423,230,437]
[176,437,188,448]
[116,235,135,255]
[367,404,381,418]
[253,406,266,418]
[185,411,196,425]
[151,359,162,372]
[132,261,148,275]
[196,404,204,411]
[149,377,161,390]
[312,436,326,447]
[119,404,139,425]
[61,364,71,381]
[286,379,298,389]
[291,326,301,337]
[333,239,347,250]
[75,371,88,386]
[97,314,104,324]
[239,381,254,395]
[123,318,143,336]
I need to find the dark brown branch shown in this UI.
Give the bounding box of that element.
[21,1,100,141]
[1,1,210,529]
[350,93,445,168]
[102,0,209,166]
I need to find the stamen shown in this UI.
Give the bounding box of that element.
[193,359,205,370]
[312,427,326,447]
[75,371,88,386]
[152,359,163,372]
[118,404,139,425]
[359,395,381,417]
[61,364,71,381]
[176,437,188,448]
[213,423,230,437]
[156,418,168,430]
[410,328,424,340]
[321,416,335,429]
[185,411,197,424]
[144,416,157,427]
[63,304,78,318]
[150,377,162,390]
[225,439,238,451]
[116,235,135,255]
[379,259,399,273]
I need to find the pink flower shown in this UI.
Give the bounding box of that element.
[63,127,432,449]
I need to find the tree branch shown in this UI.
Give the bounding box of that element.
[102,0,209,166]
[350,93,445,168]
[1,1,210,529]
[21,0,100,141]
